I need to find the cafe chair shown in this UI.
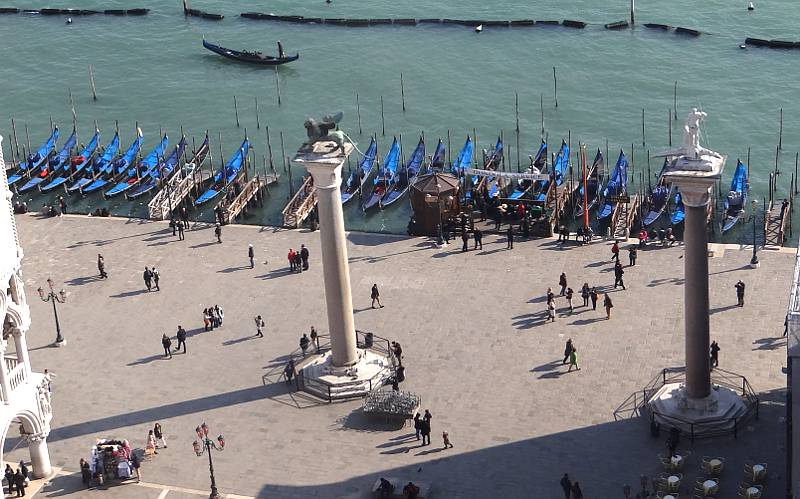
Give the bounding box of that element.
[701,456,725,476]
[743,462,767,484]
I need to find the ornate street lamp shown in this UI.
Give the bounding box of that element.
[37,278,66,346]
[193,422,225,499]
[750,199,759,267]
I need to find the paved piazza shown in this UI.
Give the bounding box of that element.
[6,214,794,498]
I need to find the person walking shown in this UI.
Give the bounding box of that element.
[203,308,211,331]
[214,223,222,243]
[284,359,295,385]
[152,267,160,291]
[506,225,514,249]
[473,228,483,250]
[146,429,158,455]
[559,474,572,499]
[710,340,720,369]
[565,287,574,312]
[414,413,422,441]
[177,221,185,240]
[442,431,453,449]
[175,326,186,353]
[547,299,556,323]
[547,287,555,305]
[97,254,108,279]
[214,305,224,326]
[131,452,141,482]
[611,240,620,261]
[310,326,319,352]
[461,230,469,252]
[735,280,745,307]
[371,284,384,308]
[248,244,255,269]
[590,287,599,310]
[562,339,574,364]
[614,261,626,290]
[288,249,296,272]
[143,267,152,291]
[559,273,568,296]
[294,251,303,273]
[14,468,25,497]
[421,415,431,446]
[300,333,310,355]
[628,246,637,266]
[5,464,15,496]
[255,315,265,338]
[580,283,590,307]
[161,334,172,359]
[300,244,310,270]
[153,422,167,448]
[568,348,579,372]
[604,293,614,319]
[571,481,583,499]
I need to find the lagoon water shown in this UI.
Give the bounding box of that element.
[2,0,800,243]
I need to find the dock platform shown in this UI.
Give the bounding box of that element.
[281,175,317,228]
[611,193,640,240]
[765,199,791,247]
[218,172,278,224]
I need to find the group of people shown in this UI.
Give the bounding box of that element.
[546,279,613,321]
[4,462,29,497]
[559,473,583,499]
[413,409,439,446]
[637,227,676,248]
[142,267,161,292]
[161,325,187,358]
[377,478,423,499]
[562,338,579,372]
[287,245,310,272]
[203,305,225,331]
[299,326,320,355]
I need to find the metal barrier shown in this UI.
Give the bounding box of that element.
[614,366,760,440]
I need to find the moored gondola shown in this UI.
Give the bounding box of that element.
[722,159,748,233]
[341,137,377,205]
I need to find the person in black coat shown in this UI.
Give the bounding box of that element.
[420,418,431,446]
[176,326,187,354]
[562,339,574,365]
[300,244,310,270]
[14,469,25,497]
[614,261,626,290]
[571,481,583,499]
[506,225,514,249]
[413,413,422,441]
[248,244,255,268]
[161,334,173,359]
[559,473,572,499]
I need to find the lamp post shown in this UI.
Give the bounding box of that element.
[750,199,759,267]
[37,278,66,347]
[193,422,225,499]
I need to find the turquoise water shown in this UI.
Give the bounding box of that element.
[2,0,800,243]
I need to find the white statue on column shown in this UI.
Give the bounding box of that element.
[680,108,722,160]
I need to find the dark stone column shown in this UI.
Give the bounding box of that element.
[683,202,711,399]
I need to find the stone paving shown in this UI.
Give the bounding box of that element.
[5,213,795,498]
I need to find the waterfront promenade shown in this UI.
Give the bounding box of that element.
[7,214,794,498]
